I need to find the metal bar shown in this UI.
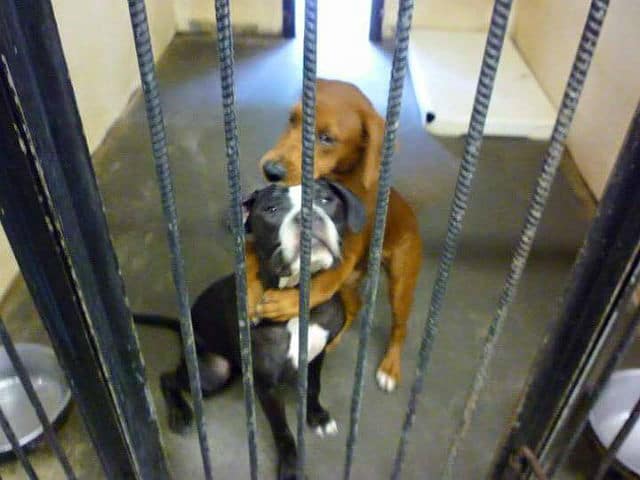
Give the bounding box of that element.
[0,317,74,478]
[440,1,609,477]
[488,99,640,478]
[282,0,295,39]
[0,1,170,477]
[593,391,640,480]
[342,1,415,478]
[369,0,384,42]
[296,0,318,476]
[550,256,640,475]
[126,1,213,479]
[0,67,133,480]
[213,1,259,478]
[390,1,513,477]
[0,405,38,480]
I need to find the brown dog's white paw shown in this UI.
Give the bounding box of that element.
[377,348,401,392]
[376,369,397,392]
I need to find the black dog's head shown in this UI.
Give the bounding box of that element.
[243,179,365,285]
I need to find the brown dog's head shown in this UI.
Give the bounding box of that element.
[259,79,385,190]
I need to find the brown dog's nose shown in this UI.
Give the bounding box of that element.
[263,160,286,182]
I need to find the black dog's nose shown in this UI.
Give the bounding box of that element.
[263,161,286,182]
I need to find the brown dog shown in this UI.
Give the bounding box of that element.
[244,79,422,392]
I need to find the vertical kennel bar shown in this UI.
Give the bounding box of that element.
[391,1,514,478]
[0,57,136,480]
[126,1,213,479]
[342,1,415,478]
[552,257,640,476]
[440,1,609,477]
[0,316,75,479]
[593,393,640,480]
[0,405,37,480]
[489,103,640,479]
[213,1,259,478]
[296,0,318,475]
[527,138,640,479]
[0,1,170,478]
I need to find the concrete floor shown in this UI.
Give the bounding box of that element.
[1,32,631,479]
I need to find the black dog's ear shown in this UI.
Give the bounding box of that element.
[325,180,367,233]
[241,191,259,234]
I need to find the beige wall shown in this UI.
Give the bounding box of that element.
[0,229,18,303]
[173,0,282,34]
[514,1,640,198]
[1,1,177,306]
[52,0,176,152]
[383,0,638,199]
[1,0,280,303]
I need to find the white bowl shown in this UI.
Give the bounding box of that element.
[589,368,640,475]
[0,343,72,454]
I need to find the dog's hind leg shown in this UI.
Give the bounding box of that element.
[306,353,337,437]
[255,383,298,480]
[377,213,423,393]
[161,353,232,434]
[198,352,232,397]
[161,366,193,434]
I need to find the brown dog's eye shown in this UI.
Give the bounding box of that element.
[288,112,298,126]
[318,132,335,146]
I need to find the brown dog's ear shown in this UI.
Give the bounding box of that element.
[361,110,385,190]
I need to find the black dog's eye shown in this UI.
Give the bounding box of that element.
[264,205,278,214]
[318,132,335,146]
[319,195,332,205]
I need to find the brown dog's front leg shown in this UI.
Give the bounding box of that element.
[325,283,361,351]
[244,241,264,322]
[256,257,361,321]
[256,234,366,321]
[377,231,423,393]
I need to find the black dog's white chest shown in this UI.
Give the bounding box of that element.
[277,275,331,369]
[285,317,330,369]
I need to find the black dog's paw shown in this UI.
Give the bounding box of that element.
[307,408,338,438]
[167,405,193,434]
[278,456,305,480]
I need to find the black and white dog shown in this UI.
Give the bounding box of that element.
[135,179,365,480]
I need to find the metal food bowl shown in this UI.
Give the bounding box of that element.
[589,368,640,477]
[0,343,71,454]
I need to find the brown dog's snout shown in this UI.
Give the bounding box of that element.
[262,160,287,182]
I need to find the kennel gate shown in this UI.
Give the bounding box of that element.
[0,0,639,479]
